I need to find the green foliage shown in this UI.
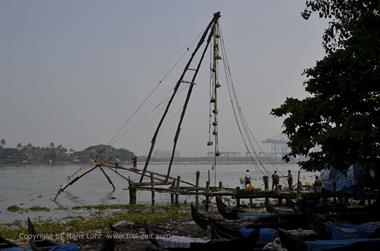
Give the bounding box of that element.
[0,205,190,239]
[302,0,380,53]
[72,144,135,162]
[272,0,380,171]
[7,205,21,212]
[29,206,50,212]
[0,142,135,164]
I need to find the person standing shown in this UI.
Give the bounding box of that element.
[271,171,279,191]
[132,156,138,169]
[115,156,121,172]
[313,176,322,192]
[263,175,269,191]
[287,170,293,190]
[244,169,251,188]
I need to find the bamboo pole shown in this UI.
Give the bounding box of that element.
[205,181,210,212]
[105,166,129,181]
[129,178,137,205]
[236,186,240,208]
[99,167,116,191]
[195,171,200,207]
[140,12,221,184]
[170,179,175,205]
[53,165,99,201]
[151,173,155,206]
[175,176,181,205]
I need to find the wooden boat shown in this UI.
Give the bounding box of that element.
[28,217,60,251]
[191,205,212,230]
[277,228,308,251]
[278,227,380,251]
[215,197,241,220]
[209,220,243,239]
[0,236,19,250]
[192,199,307,234]
[145,225,259,251]
[325,239,380,251]
[265,204,296,214]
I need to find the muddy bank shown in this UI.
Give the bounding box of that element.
[1,205,211,250]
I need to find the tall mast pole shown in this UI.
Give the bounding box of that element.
[211,21,222,187]
[140,12,221,183]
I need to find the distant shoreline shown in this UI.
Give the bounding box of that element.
[0,158,297,167]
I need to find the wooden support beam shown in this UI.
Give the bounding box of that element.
[129,179,137,205]
[195,171,200,207]
[175,176,181,205]
[236,187,240,208]
[170,179,175,205]
[151,173,155,206]
[106,166,129,181]
[99,166,115,191]
[103,162,196,187]
[53,165,99,201]
[205,181,210,212]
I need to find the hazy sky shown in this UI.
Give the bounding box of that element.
[0,0,327,156]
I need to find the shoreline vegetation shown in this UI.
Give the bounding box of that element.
[0,143,135,165]
[0,141,296,166]
[1,204,192,239]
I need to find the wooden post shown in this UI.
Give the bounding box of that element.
[129,179,137,205]
[219,181,223,190]
[205,181,210,212]
[175,176,181,205]
[236,187,240,208]
[278,197,282,206]
[333,180,337,203]
[208,170,210,184]
[150,173,155,206]
[265,196,269,207]
[170,179,175,205]
[195,171,200,207]
[297,170,301,193]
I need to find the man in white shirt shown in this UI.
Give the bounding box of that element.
[244,169,251,187]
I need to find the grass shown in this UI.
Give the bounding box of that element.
[0,205,190,239]
[6,205,50,213]
[29,206,50,212]
[7,205,21,212]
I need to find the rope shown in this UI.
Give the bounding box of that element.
[128,87,189,153]
[219,26,288,186]
[220,45,267,177]
[107,25,209,147]
[112,84,187,145]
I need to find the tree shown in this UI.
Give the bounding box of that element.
[271,0,380,171]
[17,143,22,150]
[0,139,6,147]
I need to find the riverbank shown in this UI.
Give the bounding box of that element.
[0,204,206,250]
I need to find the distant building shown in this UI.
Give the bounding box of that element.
[262,138,288,158]
[1,148,21,164]
[154,150,180,158]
